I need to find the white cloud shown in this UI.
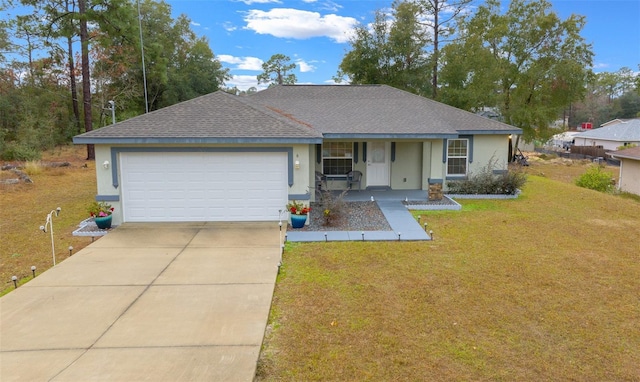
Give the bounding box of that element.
[243,8,357,43]
[297,60,316,73]
[191,21,201,27]
[237,0,282,5]
[217,55,264,71]
[222,22,237,32]
[225,74,266,91]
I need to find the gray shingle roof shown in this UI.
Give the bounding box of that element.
[250,85,520,137]
[574,119,640,142]
[74,85,521,144]
[74,91,323,144]
[611,145,640,160]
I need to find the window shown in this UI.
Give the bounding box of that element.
[322,142,353,176]
[447,139,468,176]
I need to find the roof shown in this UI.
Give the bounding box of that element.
[74,85,521,144]
[610,145,640,161]
[250,85,520,138]
[74,91,323,144]
[574,119,640,142]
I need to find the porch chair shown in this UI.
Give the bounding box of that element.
[347,170,362,190]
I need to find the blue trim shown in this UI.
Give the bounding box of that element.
[109,147,294,188]
[391,142,396,162]
[493,169,508,175]
[442,140,447,163]
[288,193,311,200]
[456,129,521,135]
[446,176,468,181]
[427,178,443,184]
[353,142,359,164]
[96,195,120,202]
[322,133,459,139]
[362,142,367,162]
[74,137,322,145]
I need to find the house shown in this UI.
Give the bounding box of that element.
[610,146,640,196]
[73,85,521,224]
[573,119,640,151]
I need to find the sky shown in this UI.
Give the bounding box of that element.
[164,0,640,91]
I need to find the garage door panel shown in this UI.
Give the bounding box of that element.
[121,152,288,222]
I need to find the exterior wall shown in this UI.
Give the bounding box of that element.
[94,143,310,225]
[390,142,422,189]
[619,159,640,195]
[469,135,510,174]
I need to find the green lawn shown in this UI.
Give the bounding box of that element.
[256,174,640,381]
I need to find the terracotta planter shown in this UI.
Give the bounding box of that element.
[94,215,112,229]
[290,214,307,229]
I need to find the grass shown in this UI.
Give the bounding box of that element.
[256,160,640,381]
[0,145,96,295]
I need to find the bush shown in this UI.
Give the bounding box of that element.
[1,142,41,161]
[447,160,527,195]
[317,189,348,226]
[575,165,614,192]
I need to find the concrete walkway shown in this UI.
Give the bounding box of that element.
[0,222,283,381]
[286,199,431,242]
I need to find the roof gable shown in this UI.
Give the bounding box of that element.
[74,91,323,144]
[611,145,640,160]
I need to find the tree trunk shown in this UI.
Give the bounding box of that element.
[79,0,94,160]
[431,1,439,100]
[67,34,81,135]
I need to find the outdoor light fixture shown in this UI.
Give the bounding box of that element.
[424,222,428,231]
[398,232,401,241]
[370,196,374,202]
[40,207,62,266]
[294,160,300,169]
[429,230,434,240]
[12,275,17,289]
[31,266,36,278]
[103,161,110,169]
[324,232,328,242]
[68,246,74,256]
[361,231,365,241]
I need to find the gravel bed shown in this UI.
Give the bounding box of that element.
[290,201,392,231]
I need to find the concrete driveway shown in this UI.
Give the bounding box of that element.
[0,222,283,381]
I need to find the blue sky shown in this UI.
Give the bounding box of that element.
[166,0,640,91]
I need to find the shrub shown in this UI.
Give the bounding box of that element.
[1,142,41,161]
[575,164,614,192]
[317,189,348,226]
[447,160,527,195]
[23,161,43,175]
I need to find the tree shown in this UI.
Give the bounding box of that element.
[415,0,472,99]
[257,54,296,86]
[439,0,593,141]
[338,1,431,95]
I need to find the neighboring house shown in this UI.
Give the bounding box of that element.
[573,119,640,151]
[73,85,521,224]
[610,146,640,196]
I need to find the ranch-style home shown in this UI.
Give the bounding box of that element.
[73,85,522,225]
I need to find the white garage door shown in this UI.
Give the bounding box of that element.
[120,151,288,222]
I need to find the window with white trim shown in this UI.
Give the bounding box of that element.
[322,142,353,176]
[446,139,468,176]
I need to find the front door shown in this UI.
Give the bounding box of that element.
[367,142,390,187]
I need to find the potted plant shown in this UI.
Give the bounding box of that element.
[88,201,114,229]
[287,200,311,228]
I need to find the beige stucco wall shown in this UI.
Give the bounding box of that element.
[469,135,510,174]
[94,143,312,225]
[390,142,422,189]
[619,158,640,195]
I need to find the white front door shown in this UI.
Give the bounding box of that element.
[367,142,390,187]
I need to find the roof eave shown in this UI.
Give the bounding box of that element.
[322,133,459,140]
[456,129,523,135]
[72,137,323,145]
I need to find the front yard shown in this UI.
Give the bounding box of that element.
[257,162,640,380]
